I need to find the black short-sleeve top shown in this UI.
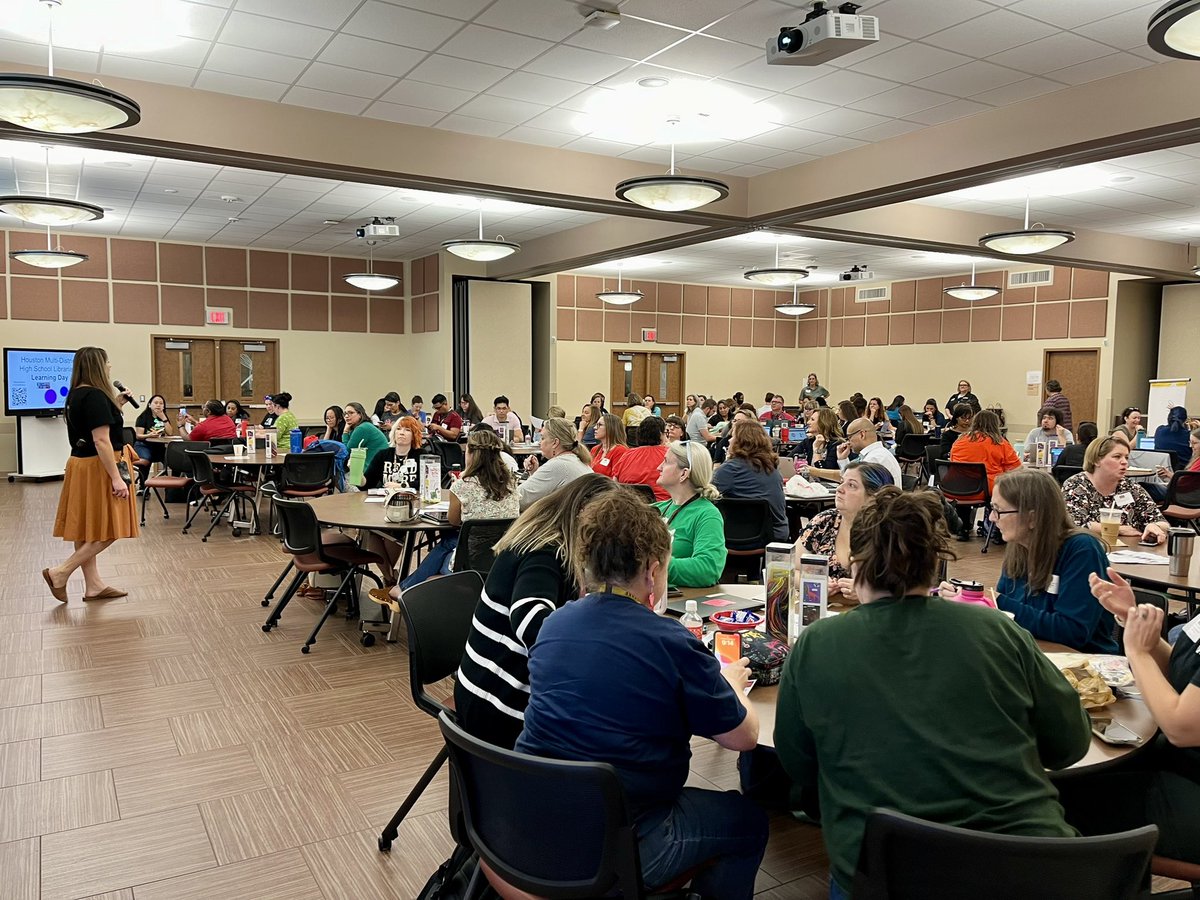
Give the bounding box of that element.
[65,386,123,458]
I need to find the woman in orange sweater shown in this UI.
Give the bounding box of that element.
[949,409,1021,494]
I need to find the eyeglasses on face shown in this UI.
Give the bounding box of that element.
[989,506,1021,518]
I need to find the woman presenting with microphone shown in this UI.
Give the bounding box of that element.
[43,347,139,602]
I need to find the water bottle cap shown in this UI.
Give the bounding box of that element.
[685,600,698,612]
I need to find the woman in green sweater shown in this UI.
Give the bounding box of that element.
[343,401,389,488]
[653,441,726,587]
[774,488,1091,899]
[271,392,298,439]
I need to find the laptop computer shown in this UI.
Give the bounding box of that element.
[1049,445,1065,466]
[1138,434,1157,450]
[666,592,765,620]
[785,426,807,444]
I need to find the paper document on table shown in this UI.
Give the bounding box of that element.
[364,496,386,503]
[1107,550,1169,565]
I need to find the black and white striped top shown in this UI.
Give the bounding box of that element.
[454,546,576,736]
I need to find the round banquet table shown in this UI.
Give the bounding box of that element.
[1108,537,1200,612]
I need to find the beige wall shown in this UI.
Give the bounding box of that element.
[1159,284,1200,386]
[1110,279,1163,426]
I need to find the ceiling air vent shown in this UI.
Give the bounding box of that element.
[857,284,890,301]
[1007,267,1053,288]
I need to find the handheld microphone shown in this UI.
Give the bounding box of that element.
[113,380,139,408]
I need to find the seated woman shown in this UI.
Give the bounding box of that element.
[942,469,1115,653]
[589,413,628,476]
[369,428,519,606]
[643,394,663,416]
[517,489,766,900]
[133,394,182,466]
[892,403,924,445]
[363,416,425,491]
[519,417,592,510]
[225,400,250,423]
[453,474,619,749]
[654,441,726,587]
[799,462,894,603]
[836,400,858,435]
[1056,568,1200,866]
[866,397,893,439]
[321,405,346,443]
[1155,405,1192,468]
[1061,436,1169,545]
[938,402,974,458]
[798,407,843,474]
[271,392,297,439]
[343,401,389,488]
[948,408,1020,495]
[775,488,1091,900]
[575,402,602,448]
[458,393,484,429]
[885,395,905,424]
[713,419,788,542]
[622,392,651,430]
[920,398,946,434]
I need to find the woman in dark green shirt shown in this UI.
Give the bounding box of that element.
[343,401,389,487]
[774,488,1091,899]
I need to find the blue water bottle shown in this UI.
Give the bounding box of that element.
[289,427,302,454]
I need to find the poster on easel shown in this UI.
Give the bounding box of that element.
[1147,378,1190,432]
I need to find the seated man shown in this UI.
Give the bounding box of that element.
[686,397,719,445]
[188,399,237,443]
[517,490,767,900]
[427,393,462,442]
[612,416,670,500]
[812,418,902,486]
[480,395,525,443]
[1022,406,1074,463]
[758,393,797,427]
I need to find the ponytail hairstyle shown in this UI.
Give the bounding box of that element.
[664,440,719,502]
[542,416,591,465]
[850,487,954,598]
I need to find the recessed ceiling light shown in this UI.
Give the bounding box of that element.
[220,195,242,203]
[323,219,341,225]
[637,76,670,88]
[1110,175,1135,184]
[576,78,777,143]
[163,188,177,193]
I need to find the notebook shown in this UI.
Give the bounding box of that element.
[666,592,765,620]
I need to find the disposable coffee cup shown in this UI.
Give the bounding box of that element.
[1099,508,1121,551]
[233,444,247,458]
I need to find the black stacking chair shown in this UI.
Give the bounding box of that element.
[452,518,516,576]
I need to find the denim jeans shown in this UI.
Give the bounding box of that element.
[635,787,767,900]
[400,533,459,590]
[830,875,850,900]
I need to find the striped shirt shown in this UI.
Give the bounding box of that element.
[454,546,576,745]
[1043,392,1073,432]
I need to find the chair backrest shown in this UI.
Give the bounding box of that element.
[122,426,138,448]
[626,483,656,503]
[438,710,642,899]
[164,440,208,475]
[933,460,989,503]
[399,570,485,718]
[901,474,918,492]
[896,433,932,461]
[184,449,222,488]
[453,518,517,575]
[280,451,335,492]
[430,440,465,473]
[1165,469,1200,510]
[715,497,773,551]
[851,808,1156,900]
[1051,464,1083,486]
[271,495,324,557]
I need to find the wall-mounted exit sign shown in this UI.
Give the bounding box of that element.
[205,307,232,326]
[641,327,657,342]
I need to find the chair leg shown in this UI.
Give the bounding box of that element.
[301,569,356,652]
[154,487,170,521]
[262,569,306,631]
[200,493,237,542]
[378,744,449,850]
[139,486,149,526]
[181,494,208,534]
[262,560,295,606]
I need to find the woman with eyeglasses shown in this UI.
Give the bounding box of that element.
[940,468,1116,653]
[654,440,726,587]
[944,379,981,418]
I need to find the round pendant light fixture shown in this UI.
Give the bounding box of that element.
[979,195,1075,255]
[442,207,520,261]
[596,264,643,306]
[343,240,399,292]
[943,261,1000,301]
[0,194,103,226]
[615,143,729,213]
[744,240,809,286]
[10,225,87,268]
[1148,0,1200,58]
[0,3,141,134]
[774,284,815,317]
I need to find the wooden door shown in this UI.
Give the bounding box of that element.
[609,351,686,416]
[610,352,647,416]
[152,337,216,408]
[217,339,278,405]
[1044,349,1099,428]
[648,351,684,417]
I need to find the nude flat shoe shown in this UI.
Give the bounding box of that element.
[42,568,68,603]
[82,587,127,600]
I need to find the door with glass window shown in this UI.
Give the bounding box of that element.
[610,351,685,418]
[152,336,278,409]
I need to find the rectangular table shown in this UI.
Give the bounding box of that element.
[1108,538,1200,612]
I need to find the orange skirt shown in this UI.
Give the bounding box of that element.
[53,448,140,542]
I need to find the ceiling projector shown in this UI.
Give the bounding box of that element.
[767,2,879,67]
[840,265,874,281]
[355,217,400,240]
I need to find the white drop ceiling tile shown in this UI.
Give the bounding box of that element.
[217,11,333,57]
[361,100,443,126]
[524,45,633,84]
[914,59,1027,95]
[388,0,495,20]
[727,163,774,178]
[849,84,955,117]
[406,54,511,91]
[759,150,820,168]
[724,57,839,92]
[683,157,740,174]
[849,42,974,82]
[379,79,475,111]
[800,107,893,135]
[823,31,910,67]
[566,18,688,59]
[867,0,994,39]
[1069,8,1152,51]
[0,38,43,67]
[970,75,1065,106]
[554,85,619,113]
[193,70,290,101]
[441,25,555,69]
[791,70,899,106]
[851,119,924,142]
[488,71,588,106]
[800,135,869,156]
[561,136,643,156]
[903,97,993,126]
[296,63,395,99]
[232,0,360,29]
[696,143,779,165]
[763,94,838,126]
[646,35,764,78]
[437,114,512,137]
[316,34,427,79]
[702,0,803,47]
[619,146,678,164]
[204,44,308,83]
[453,95,549,125]
[501,125,578,148]
[924,8,1058,57]
[474,0,588,41]
[342,1,464,51]
[741,125,834,152]
[100,56,198,88]
[1006,0,1140,29]
[987,33,1114,76]
[179,1,230,40]
[1042,52,1154,86]
[621,0,747,31]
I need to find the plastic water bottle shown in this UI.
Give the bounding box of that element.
[289,427,302,454]
[681,600,703,641]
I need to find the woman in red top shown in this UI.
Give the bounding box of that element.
[949,409,1021,494]
[590,413,629,476]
